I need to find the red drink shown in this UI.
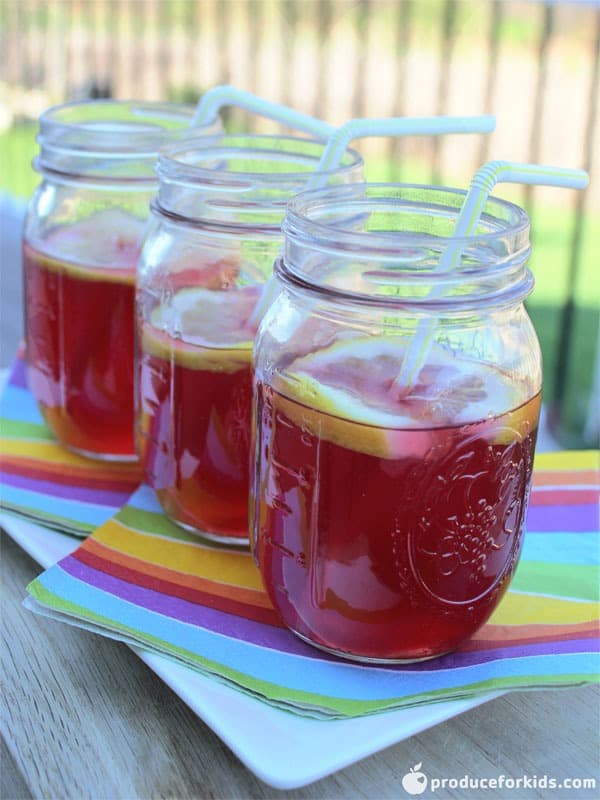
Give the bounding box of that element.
[138,285,260,541]
[253,339,540,661]
[24,213,142,459]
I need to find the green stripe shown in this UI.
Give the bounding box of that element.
[116,505,201,542]
[27,581,600,719]
[116,506,247,552]
[27,581,364,717]
[512,562,599,602]
[0,418,55,441]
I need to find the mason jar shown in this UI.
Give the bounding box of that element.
[23,100,220,461]
[136,134,363,544]
[251,183,542,662]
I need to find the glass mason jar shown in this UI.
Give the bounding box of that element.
[136,134,363,544]
[252,183,542,663]
[23,100,220,461]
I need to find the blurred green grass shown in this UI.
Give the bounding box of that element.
[0,122,37,198]
[2,121,597,445]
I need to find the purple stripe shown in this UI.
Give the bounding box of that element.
[60,555,320,657]
[526,504,599,533]
[59,556,599,670]
[9,357,28,390]
[418,637,599,671]
[0,470,129,507]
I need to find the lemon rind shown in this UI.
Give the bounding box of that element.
[142,324,252,373]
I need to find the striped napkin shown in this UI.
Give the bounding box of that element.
[0,354,141,536]
[25,451,600,719]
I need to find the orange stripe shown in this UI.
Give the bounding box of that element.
[2,455,141,486]
[533,469,599,487]
[470,619,598,648]
[81,537,274,610]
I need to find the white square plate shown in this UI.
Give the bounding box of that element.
[2,513,499,788]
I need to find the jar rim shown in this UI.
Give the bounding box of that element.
[279,183,533,310]
[283,182,530,254]
[38,99,217,156]
[157,133,364,187]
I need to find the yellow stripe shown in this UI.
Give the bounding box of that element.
[534,451,599,471]
[93,521,265,591]
[1,438,94,468]
[490,592,599,625]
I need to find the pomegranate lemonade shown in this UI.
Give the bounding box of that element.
[138,285,260,541]
[253,340,540,661]
[24,212,142,459]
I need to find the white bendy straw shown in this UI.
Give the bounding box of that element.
[143,86,335,244]
[307,115,496,189]
[392,160,590,393]
[248,113,497,325]
[192,84,336,139]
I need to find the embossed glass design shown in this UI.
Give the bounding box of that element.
[251,184,542,662]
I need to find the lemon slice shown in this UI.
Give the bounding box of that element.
[25,208,145,283]
[272,337,534,458]
[142,286,260,372]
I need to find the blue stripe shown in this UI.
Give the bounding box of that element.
[36,567,600,703]
[0,384,45,425]
[521,532,599,566]
[0,484,115,526]
[123,484,164,515]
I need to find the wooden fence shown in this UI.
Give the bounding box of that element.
[1,1,598,188]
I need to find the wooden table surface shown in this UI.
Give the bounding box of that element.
[1,529,599,800]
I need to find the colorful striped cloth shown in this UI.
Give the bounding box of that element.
[0,354,141,536]
[25,451,600,719]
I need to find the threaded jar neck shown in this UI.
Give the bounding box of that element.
[155,134,364,233]
[36,100,219,183]
[279,183,532,311]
